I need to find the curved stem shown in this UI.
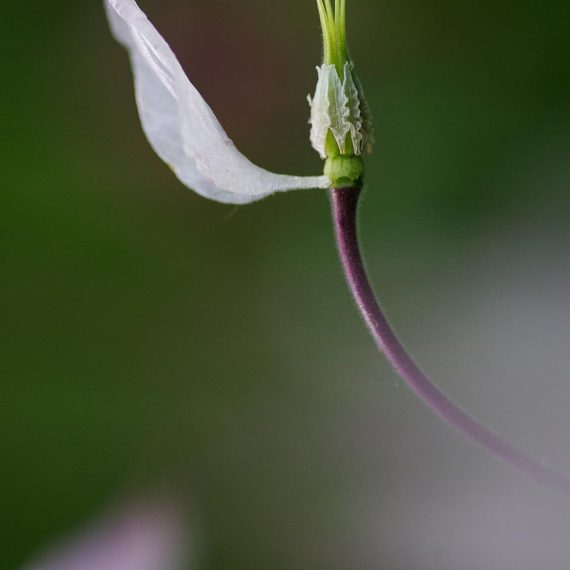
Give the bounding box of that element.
[330,186,570,496]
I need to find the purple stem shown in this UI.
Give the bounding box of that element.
[331,186,570,496]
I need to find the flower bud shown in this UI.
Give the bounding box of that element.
[309,0,373,188]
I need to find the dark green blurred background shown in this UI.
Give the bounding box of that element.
[2,1,570,568]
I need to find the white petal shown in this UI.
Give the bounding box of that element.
[342,63,365,155]
[105,0,330,204]
[309,66,331,160]
[22,500,188,570]
[309,63,368,159]
[309,64,349,158]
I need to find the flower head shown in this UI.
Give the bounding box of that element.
[105,0,371,201]
[104,0,330,204]
[309,0,373,188]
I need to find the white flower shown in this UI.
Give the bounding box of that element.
[104,0,331,204]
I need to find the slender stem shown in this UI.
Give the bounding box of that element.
[330,186,570,496]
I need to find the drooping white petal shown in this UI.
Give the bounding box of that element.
[105,0,330,204]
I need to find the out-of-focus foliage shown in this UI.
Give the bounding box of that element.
[1,1,569,569]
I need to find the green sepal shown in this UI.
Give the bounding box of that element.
[325,155,364,188]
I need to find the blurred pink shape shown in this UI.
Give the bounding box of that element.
[23,500,188,570]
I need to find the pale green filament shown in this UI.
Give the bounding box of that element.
[316,0,332,63]
[315,0,348,75]
[312,0,367,185]
[340,0,347,58]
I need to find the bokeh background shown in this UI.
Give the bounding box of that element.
[2,0,570,568]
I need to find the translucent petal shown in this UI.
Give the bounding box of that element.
[308,66,332,160]
[342,64,364,155]
[105,0,330,204]
[309,63,369,159]
[309,64,349,159]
